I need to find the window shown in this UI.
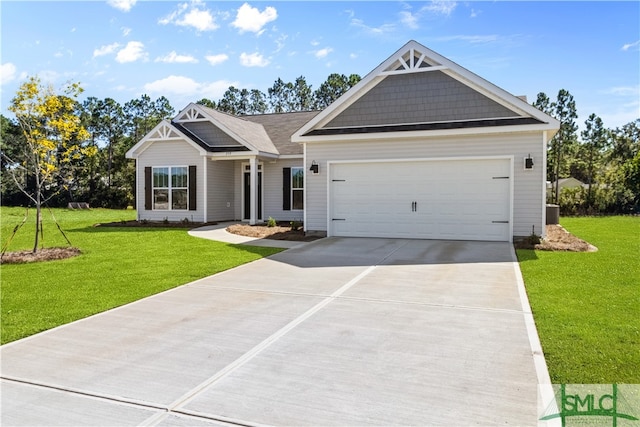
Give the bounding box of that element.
[292,167,304,210]
[153,166,188,210]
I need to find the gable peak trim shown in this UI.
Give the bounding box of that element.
[175,105,207,122]
[384,46,441,73]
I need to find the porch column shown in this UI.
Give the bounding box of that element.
[249,156,257,225]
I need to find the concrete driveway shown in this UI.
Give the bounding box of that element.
[1,238,550,426]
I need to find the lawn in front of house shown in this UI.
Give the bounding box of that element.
[517,216,639,383]
[0,207,282,344]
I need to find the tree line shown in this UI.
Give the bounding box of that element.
[0,73,362,213]
[533,90,639,214]
[1,76,638,221]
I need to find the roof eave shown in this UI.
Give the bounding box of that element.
[294,122,560,144]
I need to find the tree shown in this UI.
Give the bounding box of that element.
[0,115,29,205]
[292,76,314,111]
[268,78,294,113]
[248,89,268,114]
[196,98,216,109]
[217,86,248,115]
[6,76,94,252]
[580,114,609,208]
[534,90,578,203]
[313,73,361,109]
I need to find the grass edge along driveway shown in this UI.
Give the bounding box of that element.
[0,208,282,344]
[517,216,639,384]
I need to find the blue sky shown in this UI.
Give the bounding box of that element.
[1,1,638,131]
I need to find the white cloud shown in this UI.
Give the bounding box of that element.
[350,18,395,36]
[399,11,419,29]
[155,51,198,64]
[232,3,277,34]
[107,0,137,12]
[622,40,640,51]
[122,27,132,37]
[424,0,457,16]
[602,85,640,97]
[205,53,229,66]
[93,42,121,58]
[115,41,146,63]
[239,52,269,67]
[159,1,218,32]
[314,47,333,59]
[1,62,17,85]
[143,75,237,100]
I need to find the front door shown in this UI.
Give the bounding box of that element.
[243,171,262,220]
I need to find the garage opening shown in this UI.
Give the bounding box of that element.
[329,158,512,241]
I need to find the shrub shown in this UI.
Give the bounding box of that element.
[267,217,276,227]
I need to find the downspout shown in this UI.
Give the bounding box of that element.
[203,156,208,223]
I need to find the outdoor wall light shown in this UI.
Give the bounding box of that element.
[310,160,319,174]
[524,154,534,170]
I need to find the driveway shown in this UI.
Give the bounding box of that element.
[1,238,550,426]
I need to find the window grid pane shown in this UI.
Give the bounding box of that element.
[172,189,188,210]
[292,190,303,210]
[292,167,304,189]
[153,189,169,210]
[153,168,169,188]
[172,167,188,188]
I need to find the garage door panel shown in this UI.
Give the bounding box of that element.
[330,159,511,241]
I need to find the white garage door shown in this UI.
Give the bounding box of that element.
[329,158,511,241]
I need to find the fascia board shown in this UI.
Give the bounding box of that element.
[295,123,559,144]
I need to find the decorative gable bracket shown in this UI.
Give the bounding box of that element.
[382,47,447,75]
[175,106,207,122]
[148,122,183,140]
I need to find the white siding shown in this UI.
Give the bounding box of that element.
[263,159,304,222]
[207,159,236,222]
[136,139,205,222]
[305,132,545,238]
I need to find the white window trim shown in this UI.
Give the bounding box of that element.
[291,166,304,211]
[152,165,189,211]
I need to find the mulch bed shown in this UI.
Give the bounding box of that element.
[1,247,81,264]
[226,224,320,242]
[513,224,597,252]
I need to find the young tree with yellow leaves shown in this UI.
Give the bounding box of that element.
[6,76,95,253]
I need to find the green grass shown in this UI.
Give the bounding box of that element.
[0,207,282,344]
[517,216,640,383]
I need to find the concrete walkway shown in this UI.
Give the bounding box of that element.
[1,238,551,426]
[187,222,306,249]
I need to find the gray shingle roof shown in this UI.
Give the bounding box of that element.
[241,111,320,156]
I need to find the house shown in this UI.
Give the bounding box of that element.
[547,177,587,201]
[126,40,559,242]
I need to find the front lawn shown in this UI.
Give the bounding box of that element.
[517,216,640,383]
[0,207,282,344]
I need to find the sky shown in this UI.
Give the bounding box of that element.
[1,1,638,131]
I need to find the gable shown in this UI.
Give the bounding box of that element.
[324,71,519,129]
[125,120,208,159]
[293,40,560,142]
